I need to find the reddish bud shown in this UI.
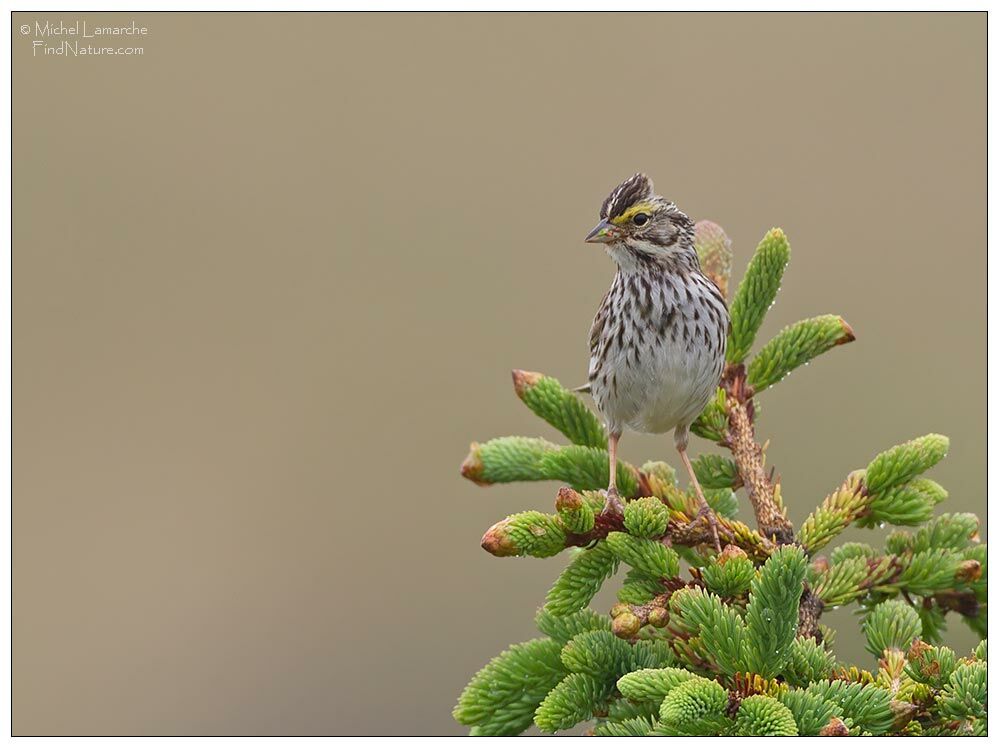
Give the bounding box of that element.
[612,611,641,639]
[819,717,849,736]
[717,544,749,565]
[480,519,518,557]
[956,559,982,583]
[511,369,543,399]
[460,443,488,486]
[647,607,669,628]
[556,486,583,513]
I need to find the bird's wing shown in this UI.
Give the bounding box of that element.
[588,288,611,354]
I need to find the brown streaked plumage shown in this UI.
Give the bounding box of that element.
[584,173,729,550]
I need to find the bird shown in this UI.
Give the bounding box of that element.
[584,173,729,550]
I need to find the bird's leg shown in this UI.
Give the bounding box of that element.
[676,428,721,553]
[601,431,625,517]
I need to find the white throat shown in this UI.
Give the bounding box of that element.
[605,239,694,274]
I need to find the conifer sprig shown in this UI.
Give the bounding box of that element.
[455,222,985,736]
[727,228,790,364]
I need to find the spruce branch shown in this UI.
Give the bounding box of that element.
[798,472,869,554]
[798,435,951,554]
[478,486,774,562]
[700,545,756,597]
[691,453,742,489]
[796,587,826,642]
[658,677,731,734]
[539,445,641,497]
[616,569,668,607]
[784,636,837,687]
[691,388,728,443]
[691,227,855,548]
[555,486,596,533]
[544,543,619,616]
[864,434,950,495]
[735,694,799,735]
[535,672,614,733]
[671,586,748,677]
[560,630,634,678]
[512,369,608,449]
[723,394,794,543]
[807,537,985,635]
[727,228,791,364]
[535,607,611,644]
[605,531,681,579]
[480,510,567,558]
[453,638,567,736]
[747,314,855,392]
[460,436,558,486]
[669,509,777,561]
[629,639,676,671]
[617,667,697,702]
[803,680,895,735]
[936,660,987,723]
[454,219,982,736]
[778,689,842,736]
[622,496,670,538]
[460,437,640,495]
[593,716,655,736]
[863,599,923,657]
[743,545,808,678]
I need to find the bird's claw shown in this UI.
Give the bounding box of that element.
[600,487,625,518]
[695,502,722,553]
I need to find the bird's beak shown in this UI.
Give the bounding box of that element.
[585,220,618,244]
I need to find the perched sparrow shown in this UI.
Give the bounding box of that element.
[585,173,728,549]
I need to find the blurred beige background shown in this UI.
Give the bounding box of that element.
[13,12,984,736]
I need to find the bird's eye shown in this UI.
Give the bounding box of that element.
[632,213,650,226]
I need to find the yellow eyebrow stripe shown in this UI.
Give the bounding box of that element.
[609,202,656,226]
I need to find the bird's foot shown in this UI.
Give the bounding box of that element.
[600,487,625,518]
[695,502,722,553]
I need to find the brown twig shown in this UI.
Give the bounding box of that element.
[720,364,795,545]
[668,512,776,562]
[796,586,826,641]
[930,589,980,618]
[551,486,776,561]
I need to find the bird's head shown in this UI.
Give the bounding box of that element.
[585,173,695,265]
